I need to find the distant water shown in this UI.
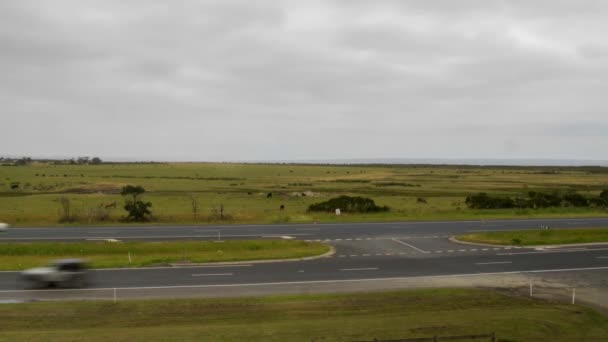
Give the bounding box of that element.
[261,158,608,167]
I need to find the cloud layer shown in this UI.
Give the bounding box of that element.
[2,1,607,161]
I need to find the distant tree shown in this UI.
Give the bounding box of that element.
[15,157,31,166]
[563,193,588,207]
[91,157,102,165]
[121,185,152,221]
[77,157,90,164]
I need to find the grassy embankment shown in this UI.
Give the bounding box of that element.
[1,163,607,226]
[1,288,607,341]
[0,240,330,270]
[457,228,608,246]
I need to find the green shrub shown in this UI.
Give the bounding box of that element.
[307,196,389,213]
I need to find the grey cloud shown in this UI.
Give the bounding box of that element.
[1,1,607,161]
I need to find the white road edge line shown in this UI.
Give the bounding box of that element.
[5,266,608,293]
[390,238,429,254]
[339,268,379,271]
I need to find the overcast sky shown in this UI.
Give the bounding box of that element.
[1,1,607,162]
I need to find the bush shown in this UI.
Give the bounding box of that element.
[465,193,515,209]
[307,196,389,213]
[465,191,602,210]
[563,193,588,207]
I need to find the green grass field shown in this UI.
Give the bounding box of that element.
[1,162,607,226]
[1,288,606,341]
[0,240,330,270]
[457,228,608,246]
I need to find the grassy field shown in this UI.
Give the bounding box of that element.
[1,162,608,226]
[0,240,330,270]
[457,228,608,246]
[1,288,606,341]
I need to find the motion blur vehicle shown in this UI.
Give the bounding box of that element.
[20,259,89,288]
[0,222,8,232]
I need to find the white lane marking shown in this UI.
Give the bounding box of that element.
[349,255,358,257]
[596,256,608,259]
[187,264,251,268]
[339,268,379,271]
[482,249,489,251]
[362,254,371,256]
[390,238,429,254]
[297,270,305,273]
[86,238,121,243]
[435,251,443,253]
[467,229,530,233]
[192,273,233,277]
[193,230,219,233]
[7,266,608,294]
[0,264,254,273]
[447,250,454,253]
[470,249,477,252]
[295,228,320,231]
[375,253,383,256]
[475,261,512,265]
[87,231,117,234]
[458,249,466,252]
[338,255,346,258]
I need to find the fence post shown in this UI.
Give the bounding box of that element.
[572,288,576,305]
[491,332,496,342]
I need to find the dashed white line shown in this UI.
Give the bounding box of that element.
[475,261,512,265]
[191,273,233,277]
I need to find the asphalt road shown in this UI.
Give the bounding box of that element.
[1,217,608,300]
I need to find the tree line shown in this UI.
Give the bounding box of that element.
[465,190,608,209]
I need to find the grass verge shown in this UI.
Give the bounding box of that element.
[456,228,608,246]
[0,240,330,270]
[1,288,607,341]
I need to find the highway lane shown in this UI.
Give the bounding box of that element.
[1,245,608,290]
[1,217,608,242]
[1,217,607,300]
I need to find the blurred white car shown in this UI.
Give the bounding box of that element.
[21,259,89,288]
[0,223,8,232]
